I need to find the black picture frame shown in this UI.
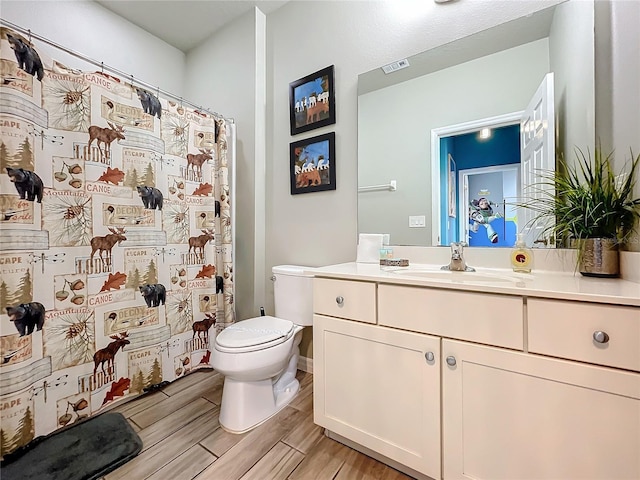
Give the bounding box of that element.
[289,65,335,135]
[290,132,336,195]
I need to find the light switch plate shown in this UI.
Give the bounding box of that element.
[409,215,426,228]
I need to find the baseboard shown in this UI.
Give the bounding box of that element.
[297,355,313,373]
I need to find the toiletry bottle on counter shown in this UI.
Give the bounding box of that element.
[511,233,533,273]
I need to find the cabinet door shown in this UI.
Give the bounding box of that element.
[442,339,640,480]
[314,314,441,479]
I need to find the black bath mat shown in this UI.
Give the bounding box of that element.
[0,412,142,480]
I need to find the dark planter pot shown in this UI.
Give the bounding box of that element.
[579,238,620,278]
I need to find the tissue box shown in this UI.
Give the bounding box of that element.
[356,234,384,263]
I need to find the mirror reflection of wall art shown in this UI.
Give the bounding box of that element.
[289,65,335,135]
[290,132,336,195]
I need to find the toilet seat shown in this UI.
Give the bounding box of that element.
[215,316,295,353]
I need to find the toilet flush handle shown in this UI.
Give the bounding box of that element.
[270,275,276,281]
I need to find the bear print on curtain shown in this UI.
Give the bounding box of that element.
[0,27,235,458]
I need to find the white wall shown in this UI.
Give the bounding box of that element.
[1,0,185,94]
[264,0,565,356]
[265,1,566,286]
[358,39,549,245]
[185,8,267,321]
[609,0,640,158]
[595,0,640,252]
[549,0,595,163]
[611,0,640,252]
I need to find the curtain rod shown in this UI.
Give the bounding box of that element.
[0,18,234,124]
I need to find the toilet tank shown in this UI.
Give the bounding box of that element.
[272,265,314,326]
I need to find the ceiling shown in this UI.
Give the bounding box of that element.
[358,4,556,95]
[95,0,288,52]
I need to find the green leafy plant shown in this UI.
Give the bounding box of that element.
[522,148,640,247]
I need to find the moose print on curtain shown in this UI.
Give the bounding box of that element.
[0,27,235,458]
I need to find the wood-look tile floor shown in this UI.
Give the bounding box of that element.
[106,369,413,480]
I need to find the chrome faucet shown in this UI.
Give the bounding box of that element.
[441,242,475,272]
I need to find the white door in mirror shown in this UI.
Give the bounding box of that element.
[520,72,555,247]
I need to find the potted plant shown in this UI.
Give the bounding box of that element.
[522,147,640,277]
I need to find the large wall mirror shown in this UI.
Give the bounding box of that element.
[357,0,595,247]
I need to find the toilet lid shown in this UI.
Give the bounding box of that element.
[215,316,294,351]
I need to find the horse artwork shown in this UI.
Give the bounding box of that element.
[289,65,335,135]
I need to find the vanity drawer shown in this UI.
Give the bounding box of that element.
[313,278,377,324]
[528,299,640,372]
[378,284,523,349]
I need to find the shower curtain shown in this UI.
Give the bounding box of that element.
[0,26,235,457]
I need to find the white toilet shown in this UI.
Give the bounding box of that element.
[211,265,314,433]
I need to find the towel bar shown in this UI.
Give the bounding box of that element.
[358,180,397,193]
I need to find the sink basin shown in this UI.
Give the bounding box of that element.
[388,269,520,283]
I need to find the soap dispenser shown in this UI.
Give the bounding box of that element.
[511,233,533,273]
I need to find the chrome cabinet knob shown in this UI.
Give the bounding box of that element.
[425,351,435,362]
[446,355,457,366]
[593,331,610,344]
[336,296,344,306]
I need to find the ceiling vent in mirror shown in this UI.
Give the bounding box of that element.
[381,59,410,74]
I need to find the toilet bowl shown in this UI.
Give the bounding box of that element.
[211,265,313,433]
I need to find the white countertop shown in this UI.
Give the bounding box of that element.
[310,262,640,307]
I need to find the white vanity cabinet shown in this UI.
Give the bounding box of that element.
[377,284,524,350]
[527,298,640,371]
[314,315,441,479]
[442,339,640,480]
[313,274,640,480]
[313,278,441,479]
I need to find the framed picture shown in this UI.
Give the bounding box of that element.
[290,132,336,195]
[289,65,335,135]
[448,153,457,218]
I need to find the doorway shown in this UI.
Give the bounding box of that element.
[460,165,520,246]
[432,73,555,247]
[437,121,521,246]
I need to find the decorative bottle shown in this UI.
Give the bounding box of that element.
[510,233,533,273]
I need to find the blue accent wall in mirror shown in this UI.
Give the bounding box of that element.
[440,124,520,246]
